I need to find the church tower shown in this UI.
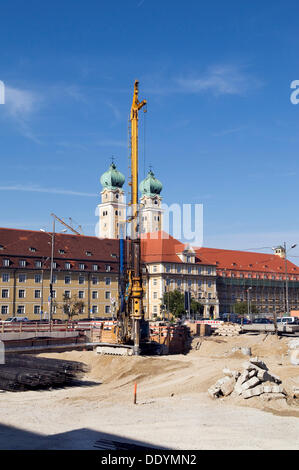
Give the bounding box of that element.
[139,169,163,233]
[98,162,126,239]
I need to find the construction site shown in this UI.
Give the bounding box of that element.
[0,80,298,451]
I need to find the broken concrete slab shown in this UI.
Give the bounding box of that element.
[240,376,261,391]
[220,377,236,396]
[242,385,264,399]
[249,357,268,370]
[289,350,299,366]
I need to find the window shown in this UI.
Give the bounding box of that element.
[52,274,57,283]
[1,289,9,298]
[166,265,171,273]
[52,290,56,298]
[65,275,71,284]
[105,291,111,300]
[92,276,98,285]
[92,305,98,314]
[153,266,157,273]
[207,268,211,275]
[52,262,57,269]
[86,251,92,256]
[64,290,71,299]
[177,279,182,287]
[105,305,111,314]
[187,267,192,274]
[19,289,26,298]
[105,265,111,272]
[78,275,85,284]
[17,306,25,314]
[78,291,84,299]
[35,261,42,268]
[153,305,158,314]
[79,263,85,270]
[197,267,201,274]
[59,249,65,254]
[92,291,98,299]
[34,305,41,315]
[35,274,41,283]
[2,273,9,282]
[188,280,192,287]
[153,292,158,299]
[105,277,111,286]
[65,262,71,270]
[1,305,8,315]
[34,290,41,299]
[19,260,26,267]
[153,279,157,286]
[3,259,9,267]
[19,274,26,283]
[29,247,36,252]
[208,281,212,288]
[177,266,181,273]
[92,264,98,271]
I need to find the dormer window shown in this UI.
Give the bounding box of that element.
[79,263,85,270]
[29,247,36,252]
[86,251,92,256]
[59,249,65,254]
[19,260,26,267]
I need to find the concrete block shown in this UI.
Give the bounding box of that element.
[208,385,221,399]
[262,384,286,394]
[289,350,299,366]
[223,368,240,380]
[241,376,261,391]
[288,338,299,350]
[242,385,264,399]
[220,377,236,396]
[260,393,286,401]
[249,357,268,370]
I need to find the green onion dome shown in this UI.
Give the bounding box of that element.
[100,163,125,190]
[139,170,162,197]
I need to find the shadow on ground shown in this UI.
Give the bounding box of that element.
[0,423,169,450]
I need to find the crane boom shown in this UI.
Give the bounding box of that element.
[50,213,82,235]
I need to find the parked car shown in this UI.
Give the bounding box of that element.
[252,318,273,324]
[2,316,29,323]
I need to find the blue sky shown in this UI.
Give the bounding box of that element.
[1,0,299,260]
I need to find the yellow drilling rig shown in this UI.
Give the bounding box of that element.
[97,80,156,356]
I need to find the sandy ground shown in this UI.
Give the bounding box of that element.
[0,333,298,450]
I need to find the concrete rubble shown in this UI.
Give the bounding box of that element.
[214,323,241,337]
[208,356,287,401]
[288,338,299,366]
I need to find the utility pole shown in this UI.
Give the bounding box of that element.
[247,287,252,321]
[49,217,55,323]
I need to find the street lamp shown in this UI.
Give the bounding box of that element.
[247,287,252,321]
[284,242,297,316]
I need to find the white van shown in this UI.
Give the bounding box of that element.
[277,316,298,324]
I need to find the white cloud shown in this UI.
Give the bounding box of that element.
[5,86,41,117]
[0,184,97,197]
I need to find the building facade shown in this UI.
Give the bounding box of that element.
[196,246,299,315]
[0,228,119,320]
[141,232,219,318]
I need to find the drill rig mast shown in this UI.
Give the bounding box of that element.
[117,80,147,355]
[129,80,147,355]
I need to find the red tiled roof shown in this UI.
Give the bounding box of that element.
[140,231,214,265]
[0,228,119,272]
[195,246,299,276]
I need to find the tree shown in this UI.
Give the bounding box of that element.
[234,301,258,317]
[161,289,203,318]
[61,293,85,321]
